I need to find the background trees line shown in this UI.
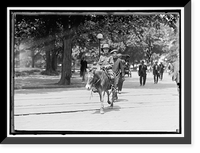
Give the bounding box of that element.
[14,12,179,85]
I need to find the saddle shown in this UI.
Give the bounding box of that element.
[101,67,115,82]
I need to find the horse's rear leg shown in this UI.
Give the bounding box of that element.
[106,91,111,104]
[99,91,104,114]
[108,89,114,107]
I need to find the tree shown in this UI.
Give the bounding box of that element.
[14,12,179,84]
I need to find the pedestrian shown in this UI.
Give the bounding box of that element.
[80,56,88,82]
[138,60,147,86]
[153,61,160,84]
[159,62,165,80]
[167,63,172,75]
[171,60,180,93]
[117,55,125,94]
[112,52,125,95]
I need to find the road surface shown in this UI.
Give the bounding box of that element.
[14,72,180,132]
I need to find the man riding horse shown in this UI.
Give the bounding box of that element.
[85,44,118,114]
[91,43,116,93]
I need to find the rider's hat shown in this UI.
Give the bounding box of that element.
[102,44,110,49]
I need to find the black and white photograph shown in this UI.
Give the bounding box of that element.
[4,5,191,144]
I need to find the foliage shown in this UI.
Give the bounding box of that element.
[14,12,180,68]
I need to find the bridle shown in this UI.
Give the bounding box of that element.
[89,73,100,87]
[87,70,100,87]
[87,67,110,87]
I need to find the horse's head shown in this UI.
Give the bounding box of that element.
[85,68,98,90]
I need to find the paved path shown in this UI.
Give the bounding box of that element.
[14,72,179,132]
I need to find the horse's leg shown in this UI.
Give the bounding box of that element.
[106,90,111,104]
[107,90,113,107]
[110,88,114,107]
[99,91,104,114]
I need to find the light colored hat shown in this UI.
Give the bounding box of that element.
[117,53,122,57]
[102,44,110,49]
[110,49,118,54]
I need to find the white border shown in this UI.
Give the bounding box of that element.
[7,7,185,138]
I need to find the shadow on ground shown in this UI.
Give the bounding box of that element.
[92,105,121,114]
[14,86,87,94]
[123,80,176,90]
[114,98,128,103]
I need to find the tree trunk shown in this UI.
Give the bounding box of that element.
[51,49,57,71]
[43,48,55,75]
[58,37,72,85]
[31,50,35,68]
[46,49,52,71]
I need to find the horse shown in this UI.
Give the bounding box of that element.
[85,68,115,114]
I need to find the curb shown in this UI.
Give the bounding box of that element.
[14,83,86,90]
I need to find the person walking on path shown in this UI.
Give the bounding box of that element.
[112,52,125,95]
[117,55,125,94]
[153,61,160,84]
[138,60,147,86]
[171,60,180,93]
[159,62,165,80]
[167,63,172,75]
[80,56,88,82]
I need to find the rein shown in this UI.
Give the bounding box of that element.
[92,78,100,86]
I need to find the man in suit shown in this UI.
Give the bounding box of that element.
[80,56,88,82]
[138,60,147,86]
[153,61,160,84]
[117,54,125,94]
[159,62,165,80]
[111,50,125,99]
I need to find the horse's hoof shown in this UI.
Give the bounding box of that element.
[100,108,104,114]
[110,103,113,107]
[107,101,111,104]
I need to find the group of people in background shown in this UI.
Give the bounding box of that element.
[80,44,180,94]
[138,59,180,93]
[138,60,165,86]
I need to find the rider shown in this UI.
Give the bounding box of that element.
[92,43,115,92]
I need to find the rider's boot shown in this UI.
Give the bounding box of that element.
[92,87,98,93]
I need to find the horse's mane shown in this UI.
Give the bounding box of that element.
[94,70,110,88]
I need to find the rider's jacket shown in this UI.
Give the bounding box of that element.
[97,54,115,79]
[98,54,114,69]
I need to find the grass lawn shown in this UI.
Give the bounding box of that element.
[14,68,85,89]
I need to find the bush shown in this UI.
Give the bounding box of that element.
[40,70,59,76]
[15,67,43,77]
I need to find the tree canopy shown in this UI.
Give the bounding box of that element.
[14,11,180,84]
